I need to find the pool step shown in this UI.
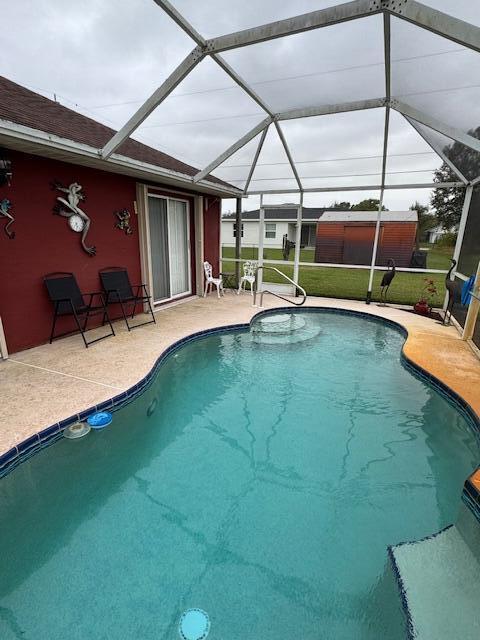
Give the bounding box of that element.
[389,505,480,640]
[251,313,320,345]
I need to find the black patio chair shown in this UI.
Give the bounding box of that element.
[44,272,115,348]
[99,267,156,331]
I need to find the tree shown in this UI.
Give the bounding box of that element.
[431,126,480,229]
[350,198,388,211]
[330,201,351,209]
[409,201,436,249]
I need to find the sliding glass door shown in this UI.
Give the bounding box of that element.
[147,196,191,303]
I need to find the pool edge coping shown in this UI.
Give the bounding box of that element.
[2,305,479,639]
[1,306,479,482]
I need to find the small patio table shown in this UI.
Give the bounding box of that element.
[220,272,237,292]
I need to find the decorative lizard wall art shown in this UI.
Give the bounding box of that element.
[114,208,133,235]
[0,198,15,239]
[52,180,96,255]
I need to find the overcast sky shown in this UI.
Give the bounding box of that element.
[1,0,478,214]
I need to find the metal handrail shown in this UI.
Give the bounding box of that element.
[253,266,307,307]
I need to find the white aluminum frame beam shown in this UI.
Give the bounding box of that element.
[274,121,302,191]
[101,46,204,159]
[383,12,391,101]
[153,1,311,190]
[103,0,480,176]
[391,100,480,155]
[366,105,390,303]
[244,124,269,194]
[154,0,275,116]
[246,181,463,195]
[257,194,265,292]
[452,184,473,271]
[389,0,480,55]
[200,98,386,189]
[276,97,386,121]
[193,117,272,183]
[404,115,469,184]
[204,0,380,52]
[204,1,480,55]
[293,193,304,285]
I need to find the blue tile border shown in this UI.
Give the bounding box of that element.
[2,306,480,512]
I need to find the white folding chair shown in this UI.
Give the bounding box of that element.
[203,261,224,298]
[237,260,257,296]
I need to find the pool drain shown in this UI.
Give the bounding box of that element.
[179,609,210,640]
[63,422,91,439]
[87,411,112,429]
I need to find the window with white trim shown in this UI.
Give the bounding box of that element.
[265,223,276,239]
[233,222,244,237]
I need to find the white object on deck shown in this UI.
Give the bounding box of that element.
[203,261,224,299]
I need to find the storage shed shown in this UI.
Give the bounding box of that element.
[314,211,418,267]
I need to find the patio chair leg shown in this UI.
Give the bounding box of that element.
[102,306,116,338]
[119,300,131,331]
[49,308,59,344]
[216,283,220,299]
[72,307,89,349]
[237,279,242,295]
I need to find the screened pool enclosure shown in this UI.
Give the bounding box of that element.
[101,0,480,344]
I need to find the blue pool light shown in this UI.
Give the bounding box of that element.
[87,411,112,429]
[179,609,210,640]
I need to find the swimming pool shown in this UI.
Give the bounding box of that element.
[0,310,478,639]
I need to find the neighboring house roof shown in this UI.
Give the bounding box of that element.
[320,210,418,223]
[222,207,329,221]
[0,75,237,195]
[222,208,418,223]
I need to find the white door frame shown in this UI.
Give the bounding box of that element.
[144,192,192,304]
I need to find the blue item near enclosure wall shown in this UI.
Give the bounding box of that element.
[461,276,475,306]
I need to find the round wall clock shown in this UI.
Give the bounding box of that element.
[69,214,85,232]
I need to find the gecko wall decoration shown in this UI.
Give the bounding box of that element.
[114,208,133,235]
[0,198,15,239]
[52,180,96,255]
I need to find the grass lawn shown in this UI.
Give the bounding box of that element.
[221,244,454,307]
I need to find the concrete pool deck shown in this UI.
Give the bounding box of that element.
[1,293,479,457]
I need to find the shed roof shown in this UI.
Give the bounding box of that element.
[223,206,328,221]
[320,211,418,223]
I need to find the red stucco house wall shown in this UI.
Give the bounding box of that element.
[0,150,221,354]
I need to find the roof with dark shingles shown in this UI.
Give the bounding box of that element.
[0,75,234,190]
[223,207,332,221]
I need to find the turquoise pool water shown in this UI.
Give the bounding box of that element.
[0,311,478,639]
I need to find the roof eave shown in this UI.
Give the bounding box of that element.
[0,118,243,198]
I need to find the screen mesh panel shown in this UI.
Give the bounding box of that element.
[420,0,480,27]
[169,0,337,39]
[214,132,266,190]
[458,186,480,276]
[220,15,385,113]
[391,18,480,136]
[278,109,385,189]
[410,122,480,182]
[134,56,265,168]
[247,125,298,191]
